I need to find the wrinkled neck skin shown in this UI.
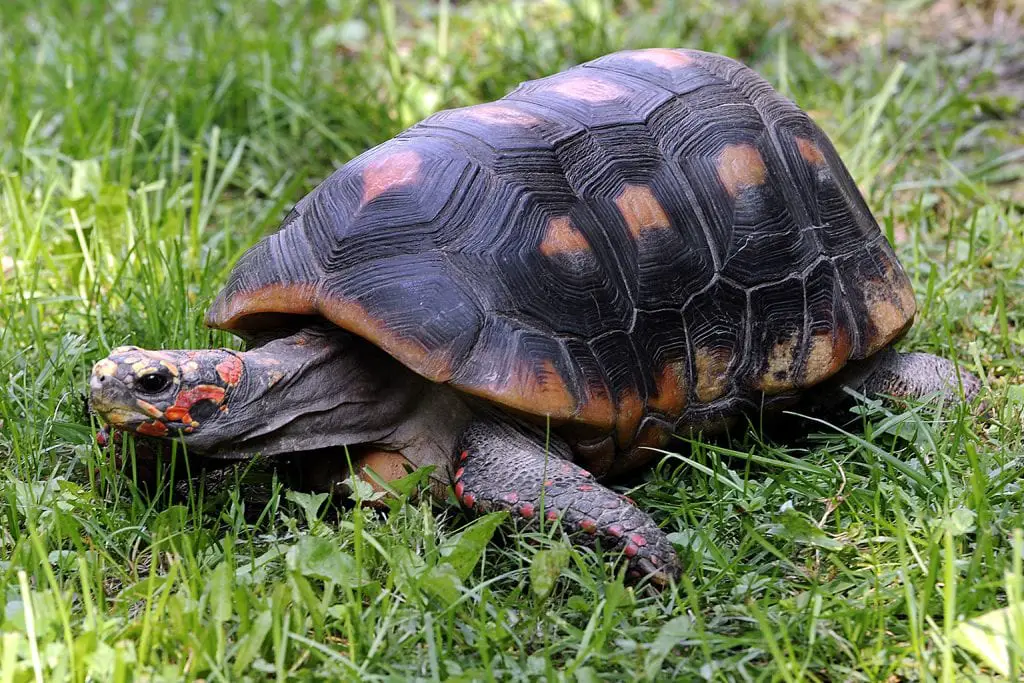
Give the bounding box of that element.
[193,328,473,469]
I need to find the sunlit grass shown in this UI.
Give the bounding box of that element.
[1,0,1022,679]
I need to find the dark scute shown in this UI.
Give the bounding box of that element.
[589,329,655,404]
[323,253,484,372]
[694,50,805,123]
[556,122,665,196]
[681,278,748,394]
[520,205,634,338]
[743,276,806,384]
[832,242,889,359]
[207,216,322,332]
[804,258,850,341]
[632,308,691,381]
[806,137,886,258]
[720,160,818,287]
[560,335,614,405]
[452,315,581,408]
[644,97,765,266]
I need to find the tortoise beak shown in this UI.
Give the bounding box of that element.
[89,371,145,427]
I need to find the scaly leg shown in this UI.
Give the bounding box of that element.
[453,417,681,585]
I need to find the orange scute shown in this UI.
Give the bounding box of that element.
[716,144,768,197]
[796,137,826,166]
[576,381,617,431]
[864,298,910,356]
[802,328,852,387]
[757,335,799,394]
[648,361,688,415]
[623,48,694,69]
[543,75,628,103]
[539,217,590,257]
[695,347,732,402]
[861,260,916,357]
[614,388,645,448]
[361,149,422,206]
[615,184,671,239]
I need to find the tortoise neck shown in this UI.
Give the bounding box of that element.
[195,327,428,457]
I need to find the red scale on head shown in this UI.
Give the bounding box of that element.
[137,421,168,437]
[215,355,243,386]
[165,384,227,425]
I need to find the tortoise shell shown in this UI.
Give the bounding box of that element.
[207,48,916,460]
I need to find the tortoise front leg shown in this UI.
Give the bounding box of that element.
[453,417,681,585]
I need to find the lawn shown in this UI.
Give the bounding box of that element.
[1,0,1023,679]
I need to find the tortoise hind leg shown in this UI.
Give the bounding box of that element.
[857,348,982,403]
[453,416,681,585]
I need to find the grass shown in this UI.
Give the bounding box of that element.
[1,0,1022,679]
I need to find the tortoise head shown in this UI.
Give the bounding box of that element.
[89,345,241,442]
[88,329,433,458]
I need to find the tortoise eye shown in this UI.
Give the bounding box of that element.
[137,372,171,394]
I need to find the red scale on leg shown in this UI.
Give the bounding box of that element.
[518,503,536,519]
[546,509,559,522]
[462,492,476,508]
[503,492,519,504]
[454,481,465,499]
[577,484,594,492]
[454,467,465,480]
[624,543,639,558]
[459,450,469,462]
[630,534,648,547]
[579,519,598,534]
[606,524,624,538]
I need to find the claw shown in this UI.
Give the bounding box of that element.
[635,556,676,587]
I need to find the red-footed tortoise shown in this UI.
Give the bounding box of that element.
[89,48,980,584]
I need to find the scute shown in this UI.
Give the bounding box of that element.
[207,48,915,449]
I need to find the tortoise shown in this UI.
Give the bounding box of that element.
[89,48,981,584]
